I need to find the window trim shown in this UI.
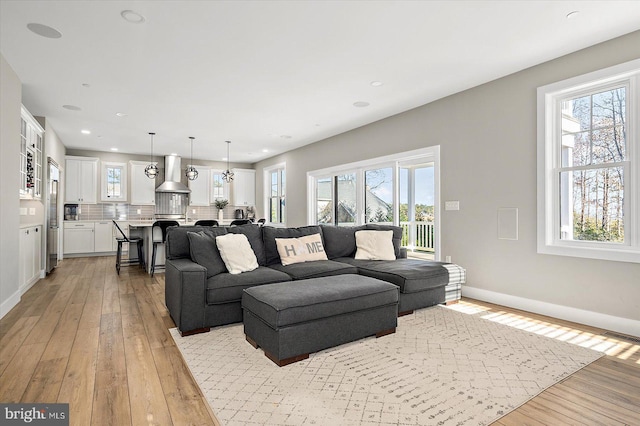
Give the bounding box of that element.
[537,59,640,263]
[101,161,127,202]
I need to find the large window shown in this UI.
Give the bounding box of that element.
[308,146,440,258]
[537,59,640,263]
[264,164,286,224]
[101,162,127,202]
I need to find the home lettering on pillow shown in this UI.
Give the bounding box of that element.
[275,233,328,266]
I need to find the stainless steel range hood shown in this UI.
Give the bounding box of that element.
[155,155,190,193]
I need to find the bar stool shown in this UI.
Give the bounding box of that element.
[229,219,251,226]
[112,220,145,275]
[151,220,179,277]
[194,219,219,227]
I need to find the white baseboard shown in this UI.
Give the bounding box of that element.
[462,286,640,338]
[0,289,21,320]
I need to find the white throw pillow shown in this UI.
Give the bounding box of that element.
[275,233,328,266]
[215,233,259,274]
[354,230,396,261]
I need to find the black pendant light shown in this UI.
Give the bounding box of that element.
[185,136,198,181]
[222,140,234,183]
[144,132,158,179]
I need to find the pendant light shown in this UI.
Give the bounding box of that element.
[222,140,234,182]
[144,132,158,179]
[185,136,198,181]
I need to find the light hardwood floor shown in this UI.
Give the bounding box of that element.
[0,257,638,425]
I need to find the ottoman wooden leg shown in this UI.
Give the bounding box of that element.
[375,327,396,338]
[265,350,309,367]
[246,335,259,349]
[398,310,413,317]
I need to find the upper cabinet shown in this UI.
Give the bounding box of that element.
[101,161,127,202]
[19,106,44,200]
[231,168,256,206]
[65,156,98,203]
[188,166,210,206]
[129,161,156,205]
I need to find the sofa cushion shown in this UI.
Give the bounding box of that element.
[262,225,323,265]
[242,275,398,328]
[215,233,259,275]
[166,225,207,259]
[268,260,357,280]
[319,225,366,259]
[354,230,396,260]
[186,228,228,278]
[335,258,449,293]
[227,224,267,266]
[206,267,292,304]
[275,233,328,265]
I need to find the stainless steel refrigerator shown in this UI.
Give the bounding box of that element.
[46,158,60,273]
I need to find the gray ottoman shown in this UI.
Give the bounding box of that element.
[242,274,399,366]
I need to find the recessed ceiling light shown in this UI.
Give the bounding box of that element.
[566,10,580,19]
[370,81,383,87]
[81,129,91,135]
[353,101,370,108]
[62,105,82,111]
[170,153,178,156]
[262,149,269,153]
[110,147,118,151]
[121,10,145,24]
[26,23,62,39]
[115,112,127,117]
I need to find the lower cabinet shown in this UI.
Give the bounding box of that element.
[64,222,95,254]
[19,225,42,292]
[64,221,122,255]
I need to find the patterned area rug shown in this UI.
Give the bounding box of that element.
[170,306,604,425]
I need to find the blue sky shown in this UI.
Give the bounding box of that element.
[366,166,434,206]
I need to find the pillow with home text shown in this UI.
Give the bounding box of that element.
[275,233,328,266]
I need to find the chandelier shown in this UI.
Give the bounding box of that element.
[144,132,158,179]
[222,140,234,182]
[185,136,198,181]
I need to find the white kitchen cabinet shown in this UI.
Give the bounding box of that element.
[19,106,44,200]
[65,156,98,203]
[130,161,156,205]
[19,225,42,292]
[63,222,95,254]
[94,221,115,252]
[231,168,255,206]
[188,166,211,206]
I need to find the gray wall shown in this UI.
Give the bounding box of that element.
[255,31,640,323]
[0,54,22,317]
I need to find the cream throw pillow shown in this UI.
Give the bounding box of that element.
[355,230,396,260]
[215,233,259,274]
[275,233,328,266]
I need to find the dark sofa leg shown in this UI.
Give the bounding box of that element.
[265,351,309,367]
[246,335,259,349]
[180,327,210,337]
[398,310,414,317]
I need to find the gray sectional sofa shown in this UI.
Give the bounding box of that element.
[165,223,453,336]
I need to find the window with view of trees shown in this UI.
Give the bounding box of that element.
[538,59,639,263]
[268,167,286,224]
[560,86,626,243]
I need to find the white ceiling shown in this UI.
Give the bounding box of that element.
[2,1,640,163]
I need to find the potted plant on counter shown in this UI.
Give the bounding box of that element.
[215,199,229,221]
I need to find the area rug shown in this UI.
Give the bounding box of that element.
[170,306,605,425]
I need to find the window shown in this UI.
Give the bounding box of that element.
[211,170,228,200]
[264,164,286,224]
[307,146,440,258]
[101,162,127,202]
[537,59,640,263]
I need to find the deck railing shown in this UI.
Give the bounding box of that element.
[400,221,435,252]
